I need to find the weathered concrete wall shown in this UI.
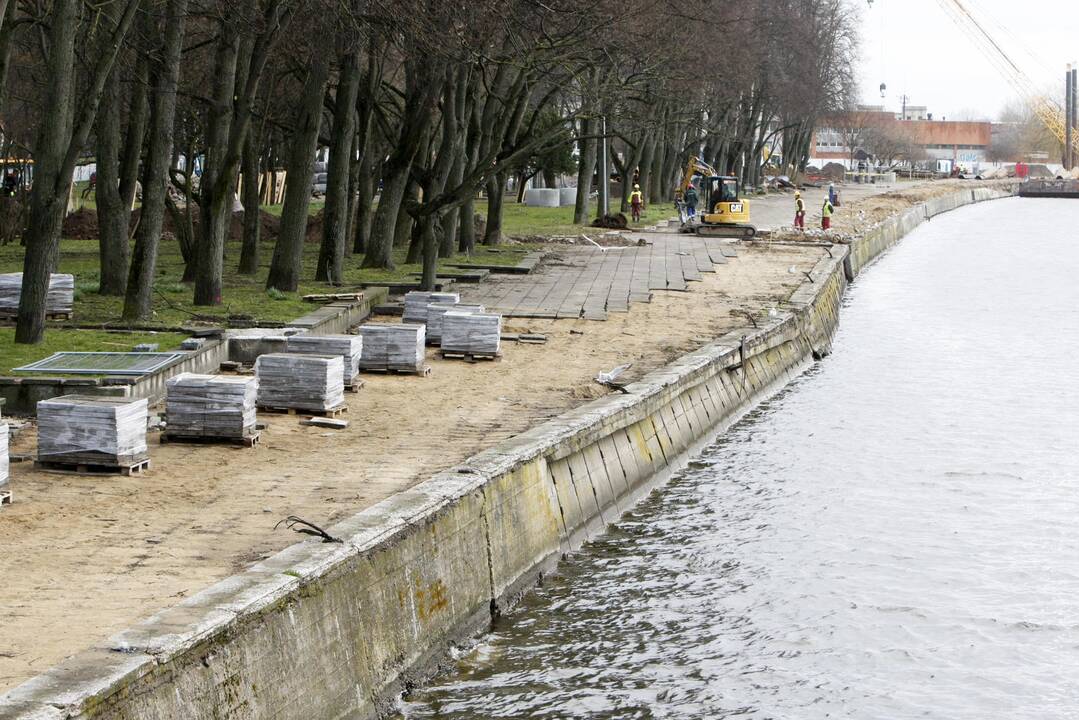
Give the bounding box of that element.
[0,188,1012,720]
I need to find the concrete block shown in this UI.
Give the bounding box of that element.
[483,458,561,607]
[581,442,619,524]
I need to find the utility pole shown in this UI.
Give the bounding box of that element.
[900,94,910,120]
[597,115,609,218]
[1066,65,1073,170]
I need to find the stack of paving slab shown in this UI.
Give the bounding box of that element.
[255,354,344,412]
[286,334,362,383]
[426,303,485,344]
[165,373,258,441]
[0,272,75,316]
[403,291,459,324]
[441,311,503,357]
[357,324,426,372]
[0,422,8,498]
[36,395,148,467]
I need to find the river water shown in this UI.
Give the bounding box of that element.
[397,197,1079,720]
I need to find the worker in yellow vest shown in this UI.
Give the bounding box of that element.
[793,191,805,230]
[821,197,834,231]
[629,184,644,222]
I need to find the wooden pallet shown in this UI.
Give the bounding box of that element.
[258,403,349,418]
[0,312,71,323]
[440,351,500,362]
[160,431,260,448]
[35,457,151,476]
[0,490,11,507]
[359,365,432,377]
[344,376,365,393]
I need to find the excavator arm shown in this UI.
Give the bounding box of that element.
[675,155,718,201]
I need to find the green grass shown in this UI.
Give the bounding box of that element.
[261,200,324,217]
[0,231,542,329]
[0,195,661,330]
[0,328,188,374]
[500,199,670,237]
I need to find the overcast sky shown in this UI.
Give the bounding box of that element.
[857,0,1078,121]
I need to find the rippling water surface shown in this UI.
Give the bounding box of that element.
[397,197,1079,719]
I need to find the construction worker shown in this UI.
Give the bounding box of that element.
[794,191,805,230]
[684,184,699,219]
[821,196,834,231]
[629,184,644,222]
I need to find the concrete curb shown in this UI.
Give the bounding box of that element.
[0,185,1015,720]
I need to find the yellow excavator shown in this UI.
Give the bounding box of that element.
[675,156,757,238]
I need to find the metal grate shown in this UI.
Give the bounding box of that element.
[14,351,188,376]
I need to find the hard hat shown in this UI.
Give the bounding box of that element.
[794,191,801,197]
[633,184,640,189]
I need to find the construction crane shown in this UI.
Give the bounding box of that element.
[933,0,1078,155]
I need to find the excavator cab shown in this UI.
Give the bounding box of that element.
[696,175,755,238]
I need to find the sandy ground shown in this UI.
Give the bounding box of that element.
[0,237,825,691]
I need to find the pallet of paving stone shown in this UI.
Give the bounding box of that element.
[35,395,148,472]
[286,334,363,379]
[0,272,74,317]
[163,373,259,444]
[255,353,345,413]
[402,291,459,324]
[357,323,427,373]
[425,303,485,345]
[440,311,502,358]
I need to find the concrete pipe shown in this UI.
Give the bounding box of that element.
[524,188,560,208]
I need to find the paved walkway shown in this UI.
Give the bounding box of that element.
[463,235,738,320]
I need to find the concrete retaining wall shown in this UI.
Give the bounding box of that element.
[0,186,1013,720]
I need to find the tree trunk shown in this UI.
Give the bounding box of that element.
[352,157,375,255]
[362,160,409,268]
[483,173,504,245]
[401,182,421,263]
[266,55,330,291]
[237,129,261,274]
[440,150,464,258]
[573,116,596,224]
[122,0,188,320]
[458,197,475,254]
[94,66,129,295]
[316,51,360,283]
[18,0,140,342]
[418,214,440,290]
[194,27,240,305]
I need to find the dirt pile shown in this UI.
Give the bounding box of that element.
[591,212,629,229]
[60,207,282,242]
